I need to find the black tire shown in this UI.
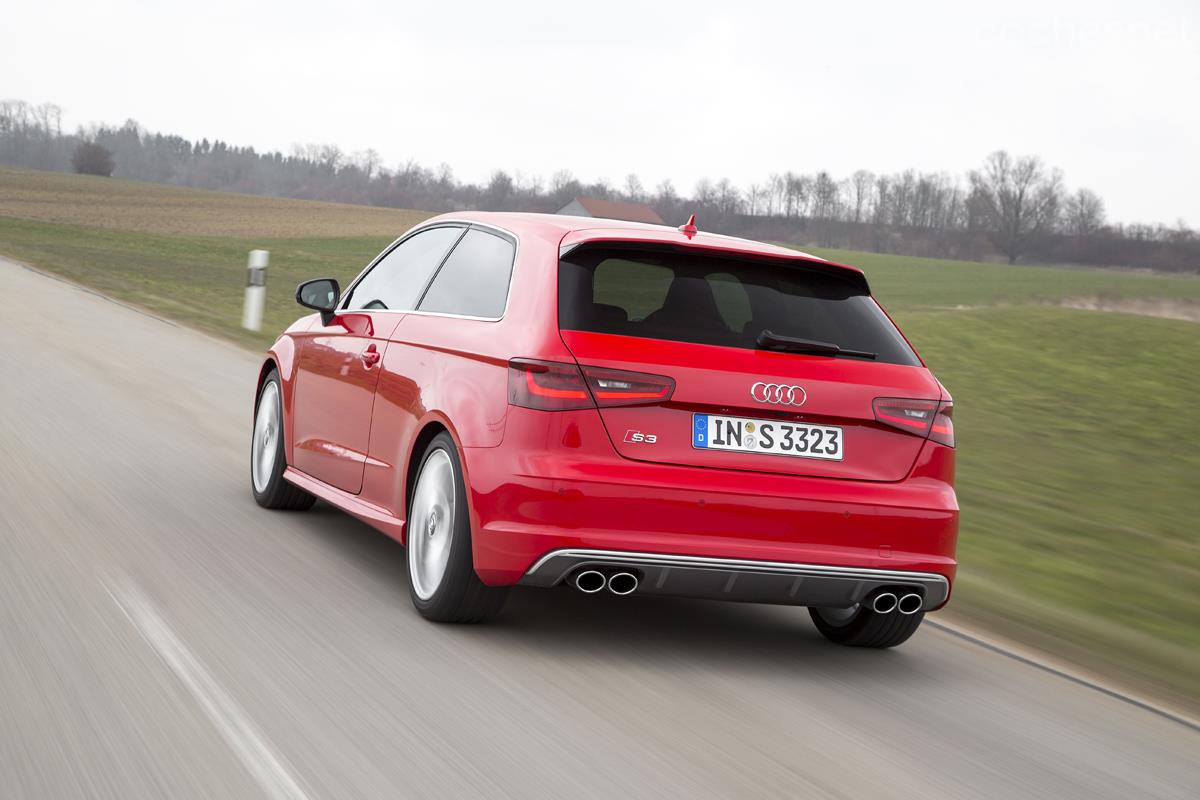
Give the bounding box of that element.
[809,605,924,648]
[251,370,316,511]
[405,432,507,623]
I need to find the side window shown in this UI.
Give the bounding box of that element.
[418,229,515,318]
[344,226,463,311]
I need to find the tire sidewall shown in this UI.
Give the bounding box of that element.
[810,604,925,647]
[406,433,475,618]
[251,372,287,504]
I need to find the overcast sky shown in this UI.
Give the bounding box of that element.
[6,0,1198,224]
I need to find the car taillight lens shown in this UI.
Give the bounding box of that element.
[580,365,674,408]
[930,401,954,447]
[508,359,676,411]
[873,397,955,447]
[508,359,593,410]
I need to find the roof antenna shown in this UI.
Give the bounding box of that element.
[678,213,698,239]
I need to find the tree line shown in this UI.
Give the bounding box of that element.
[2,99,1195,272]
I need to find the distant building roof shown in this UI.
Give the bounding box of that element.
[556,196,665,225]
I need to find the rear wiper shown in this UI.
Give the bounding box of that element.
[755,329,877,360]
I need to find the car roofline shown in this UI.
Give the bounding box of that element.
[413,210,867,281]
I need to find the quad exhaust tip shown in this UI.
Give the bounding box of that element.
[897,593,924,615]
[870,590,923,615]
[574,570,606,594]
[607,572,639,596]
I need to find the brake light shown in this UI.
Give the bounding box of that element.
[580,365,675,408]
[508,359,592,410]
[873,397,955,447]
[509,360,676,411]
[930,401,954,447]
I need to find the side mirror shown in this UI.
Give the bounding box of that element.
[296,278,340,325]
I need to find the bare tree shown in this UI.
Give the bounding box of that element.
[1064,188,1105,237]
[354,148,381,180]
[746,184,763,216]
[715,178,742,214]
[850,170,874,223]
[549,169,576,195]
[783,172,810,217]
[482,170,514,208]
[513,170,543,200]
[296,144,343,171]
[767,173,785,216]
[811,171,840,220]
[623,173,645,201]
[969,151,1063,263]
[652,178,684,223]
[589,177,614,199]
[871,175,890,224]
[29,103,63,139]
[693,178,717,207]
[547,169,581,208]
[654,178,677,203]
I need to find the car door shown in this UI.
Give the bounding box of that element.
[291,225,465,493]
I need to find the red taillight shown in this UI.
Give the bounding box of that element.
[873,397,955,447]
[580,365,674,408]
[930,401,954,447]
[508,359,592,410]
[508,359,675,411]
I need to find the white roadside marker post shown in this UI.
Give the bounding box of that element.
[242,249,268,332]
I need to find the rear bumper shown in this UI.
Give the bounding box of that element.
[464,407,958,609]
[520,549,950,610]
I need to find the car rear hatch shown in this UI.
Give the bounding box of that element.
[556,241,944,482]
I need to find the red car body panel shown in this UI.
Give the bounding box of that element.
[559,330,944,482]
[462,405,957,586]
[262,211,959,609]
[291,312,399,493]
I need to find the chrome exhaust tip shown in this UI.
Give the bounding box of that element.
[607,572,639,596]
[871,592,899,614]
[897,593,924,615]
[574,570,606,594]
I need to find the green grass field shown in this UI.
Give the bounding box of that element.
[2,167,1197,708]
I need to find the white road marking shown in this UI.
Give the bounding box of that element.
[104,577,312,800]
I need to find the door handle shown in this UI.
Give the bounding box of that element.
[360,344,381,367]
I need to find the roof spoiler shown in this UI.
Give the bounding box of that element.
[557,239,871,295]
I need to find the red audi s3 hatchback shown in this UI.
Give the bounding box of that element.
[251,212,958,647]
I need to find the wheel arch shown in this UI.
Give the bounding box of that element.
[254,357,279,408]
[401,414,478,550]
[256,334,301,461]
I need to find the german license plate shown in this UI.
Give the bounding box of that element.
[692,413,843,461]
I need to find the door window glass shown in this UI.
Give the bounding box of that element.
[418,229,515,318]
[344,226,463,311]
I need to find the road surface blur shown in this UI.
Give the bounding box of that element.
[1,256,1197,799]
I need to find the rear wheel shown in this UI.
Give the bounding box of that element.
[251,370,315,510]
[406,432,507,623]
[809,604,924,648]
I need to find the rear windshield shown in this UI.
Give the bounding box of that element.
[558,245,921,366]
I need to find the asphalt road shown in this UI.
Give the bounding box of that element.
[1,256,1197,799]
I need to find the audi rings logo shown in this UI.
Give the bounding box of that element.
[750,382,807,407]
